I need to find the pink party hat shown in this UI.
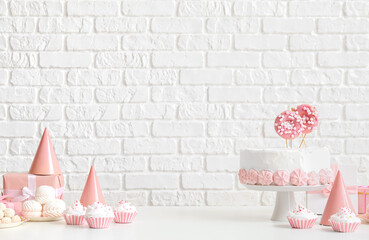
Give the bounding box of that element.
[80,166,106,207]
[29,128,62,175]
[320,171,355,226]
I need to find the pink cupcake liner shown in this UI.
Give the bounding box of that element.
[85,217,114,229]
[331,221,360,233]
[114,211,137,223]
[287,217,317,229]
[64,214,85,225]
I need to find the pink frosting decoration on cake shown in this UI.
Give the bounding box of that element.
[258,170,273,186]
[296,104,319,134]
[238,169,247,184]
[307,171,319,186]
[273,170,290,186]
[290,169,308,186]
[274,110,304,140]
[319,168,334,185]
[247,169,258,185]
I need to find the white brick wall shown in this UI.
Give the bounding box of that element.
[0,0,368,207]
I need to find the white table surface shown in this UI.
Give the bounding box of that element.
[2,207,368,240]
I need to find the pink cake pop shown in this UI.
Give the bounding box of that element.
[273,170,290,186]
[307,171,319,186]
[296,104,319,134]
[238,169,247,184]
[274,110,304,140]
[290,169,308,186]
[247,169,258,185]
[258,170,273,186]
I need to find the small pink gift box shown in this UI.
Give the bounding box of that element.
[358,186,369,214]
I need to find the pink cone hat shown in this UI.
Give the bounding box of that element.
[80,166,106,207]
[320,171,355,226]
[29,128,62,175]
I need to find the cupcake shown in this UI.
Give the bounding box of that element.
[22,200,42,218]
[42,199,66,217]
[64,200,86,225]
[287,205,318,229]
[85,202,114,229]
[329,207,361,233]
[114,201,137,224]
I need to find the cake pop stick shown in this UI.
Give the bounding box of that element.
[299,133,306,148]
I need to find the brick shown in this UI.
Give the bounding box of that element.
[179,1,231,16]
[104,191,147,206]
[0,1,6,15]
[10,139,63,155]
[316,104,342,120]
[290,35,342,51]
[125,174,179,189]
[181,138,233,154]
[209,87,261,102]
[345,105,369,120]
[180,69,232,85]
[318,19,369,33]
[235,139,291,153]
[0,105,5,119]
[152,18,202,33]
[152,87,206,102]
[10,1,62,16]
[10,105,62,120]
[321,88,369,103]
[96,122,149,137]
[291,70,343,85]
[208,52,260,67]
[346,139,369,154]
[122,1,175,16]
[67,140,120,155]
[94,156,146,172]
[344,2,369,17]
[124,139,176,154]
[207,191,259,206]
[0,53,36,67]
[39,88,93,103]
[125,69,177,85]
[179,103,232,120]
[235,35,286,50]
[234,104,286,120]
[182,173,233,189]
[346,36,369,50]
[264,87,315,103]
[0,123,35,137]
[263,18,314,33]
[235,70,287,85]
[206,156,239,172]
[11,70,63,86]
[289,2,342,17]
[40,122,93,138]
[152,52,203,68]
[67,70,120,86]
[66,105,119,121]
[150,156,202,171]
[96,52,148,68]
[320,122,369,137]
[97,175,121,190]
[67,35,119,50]
[96,87,148,103]
[67,2,118,16]
[263,53,313,68]
[0,35,6,50]
[39,18,92,33]
[0,140,6,154]
[151,191,204,206]
[0,18,35,32]
[209,121,261,137]
[0,88,35,103]
[123,35,175,50]
[347,70,369,85]
[153,122,205,137]
[40,52,91,68]
[207,18,259,33]
[318,53,369,67]
[234,1,286,16]
[3,157,30,172]
[95,18,146,33]
[122,103,176,120]
[261,192,276,206]
[178,34,231,51]
[0,70,6,85]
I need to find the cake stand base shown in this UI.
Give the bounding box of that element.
[246,185,327,221]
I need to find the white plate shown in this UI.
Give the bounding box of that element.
[29,216,63,222]
[0,221,26,229]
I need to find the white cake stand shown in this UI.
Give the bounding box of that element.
[246,185,327,221]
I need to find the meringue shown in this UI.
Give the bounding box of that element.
[1,217,11,224]
[35,185,56,204]
[22,200,42,218]
[3,208,15,218]
[43,199,66,217]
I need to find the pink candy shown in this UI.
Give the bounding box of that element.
[296,104,319,134]
[247,169,258,185]
[273,170,290,186]
[290,169,308,186]
[238,169,247,184]
[274,110,304,140]
[307,171,319,186]
[258,170,273,186]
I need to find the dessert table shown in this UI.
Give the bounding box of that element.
[2,207,367,240]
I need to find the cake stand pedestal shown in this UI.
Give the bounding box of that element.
[246,185,327,222]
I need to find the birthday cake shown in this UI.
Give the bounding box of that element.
[238,104,332,186]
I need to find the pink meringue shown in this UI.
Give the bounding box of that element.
[319,168,334,185]
[307,171,319,186]
[273,170,290,186]
[290,169,308,186]
[238,169,247,184]
[247,169,258,185]
[258,170,273,186]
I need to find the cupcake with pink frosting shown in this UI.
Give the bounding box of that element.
[64,200,86,225]
[114,201,137,224]
[287,204,318,229]
[85,202,114,229]
[329,207,361,233]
